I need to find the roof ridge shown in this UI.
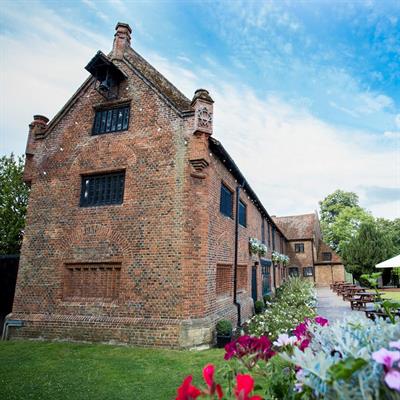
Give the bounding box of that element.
[122,47,192,113]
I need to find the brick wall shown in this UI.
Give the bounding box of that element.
[11,54,196,347]
[10,25,290,348]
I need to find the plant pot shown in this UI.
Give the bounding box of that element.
[216,334,232,348]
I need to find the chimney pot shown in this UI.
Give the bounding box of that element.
[112,22,132,59]
[29,115,49,139]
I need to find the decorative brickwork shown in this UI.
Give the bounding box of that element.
[63,263,121,300]
[216,264,232,298]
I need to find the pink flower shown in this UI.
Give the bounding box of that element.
[293,322,308,339]
[202,364,223,399]
[176,376,201,400]
[234,374,263,400]
[299,339,310,351]
[384,369,400,392]
[390,340,400,350]
[314,316,329,326]
[372,348,400,370]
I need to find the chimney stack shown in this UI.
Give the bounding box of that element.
[112,22,132,60]
[29,115,49,140]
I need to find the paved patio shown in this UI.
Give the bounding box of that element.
[316,287,366,322]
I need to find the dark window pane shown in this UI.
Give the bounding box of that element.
[100,111,107,133]
[116,109,123,131]
[111,109,118,131]
[80,171,125,207]
[295,243,304,253]
[92,105,130,135]
[105,110,113,132]
[93,111,101,134]
[220,183,233,218]
[239,200,246,227]
[322,252,332,261]
[122,107,130,130]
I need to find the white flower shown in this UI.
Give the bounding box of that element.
[273,333,298,347]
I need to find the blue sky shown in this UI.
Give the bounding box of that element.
[1,0,399,219]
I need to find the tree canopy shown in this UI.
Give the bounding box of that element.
[319,189,372,253]
[0,154,29,254]
[342,221,395,280]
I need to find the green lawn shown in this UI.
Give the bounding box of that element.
[382,291,400,302]
[0,340,224,400]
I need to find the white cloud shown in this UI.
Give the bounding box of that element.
[82,0,110,22]
[384,131,400,139]
[0,2,398,220]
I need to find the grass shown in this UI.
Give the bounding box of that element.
[0,340,224,400]
[382,291,400,302]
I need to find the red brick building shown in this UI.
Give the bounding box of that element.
[8,23,341,347]
[273,212,345,286]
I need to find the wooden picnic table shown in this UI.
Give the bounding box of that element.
[342,287,366,301]
[330,281,345,290]
[350,292,382,311]
[337,284,356,295]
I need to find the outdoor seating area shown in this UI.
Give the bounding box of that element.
[330,281,400,320]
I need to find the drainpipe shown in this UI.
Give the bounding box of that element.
[233,183,243,329]
[311,239,316,283]
[1,319,24,340]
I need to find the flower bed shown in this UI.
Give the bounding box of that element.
[247,277,317,339]
[176,316,400,399]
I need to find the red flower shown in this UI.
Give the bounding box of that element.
[176,376,201,400]
[203,364,215,388]
[234,374,263,400]
[202,364,223,399]
[224,335,275,363]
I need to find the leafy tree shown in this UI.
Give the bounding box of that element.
[0,154,29,254]
[342,221,394,281]
[319,190,360,225]
[319,190,370,253]
[322,205,373,253]
[376,217,400,256]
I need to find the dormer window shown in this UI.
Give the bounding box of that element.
[85,51,127,100]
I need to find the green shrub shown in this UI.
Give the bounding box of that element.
[263,295,271,305]
[254,300,264,314]
[216,320,232,336]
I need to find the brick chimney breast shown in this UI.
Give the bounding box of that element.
[191,89,214,136]
[112,22,132,60]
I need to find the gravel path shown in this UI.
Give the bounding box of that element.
[316,287,366,323]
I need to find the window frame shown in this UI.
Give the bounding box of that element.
[92,104,130,135]
[303,266,314,277]
[289,267,299,277]
[238,199,247,227]
[80,170,125,207]
[220,182,234,219]
[295,243,305,253]
[322,252,332,261]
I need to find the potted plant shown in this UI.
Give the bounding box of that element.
[254,300,264,314]
[216,319,232,348]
